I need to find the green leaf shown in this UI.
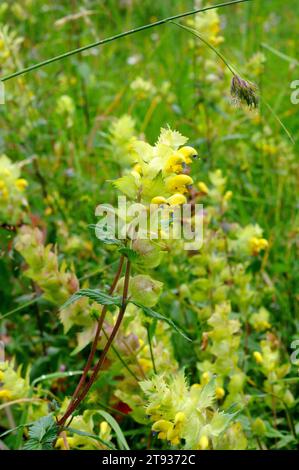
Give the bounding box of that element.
[197,378,216,410]
[113,174,138,199]
[131,301,192,342]
[23,415,58,450]
[96,410,130,450]
[61,289,122,310]
[118,247,139,262]
[141,173,168,202]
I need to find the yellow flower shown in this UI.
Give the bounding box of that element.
[253,351,263,364]
[197,181,209,195]
[0,179,5,189]
[201,371,211,385]
[224,190,233,201]
[15,178,28,191]
[166,174,193,194]
[249,237,269,255]
[44,207,53,216]
[164,154,185,174]
[151,196,168,205]
[174,411,186,424]
[167,194,187,206]
[198,435,209,450]
[0,389,12,400]
[215,387,225,400]
[177,146,198,164]
[152,420,173,433]
[0,186,9,199]
[139,358,152,373]
[133,163,143,175]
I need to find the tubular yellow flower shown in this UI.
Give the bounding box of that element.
[215,387,225,400]
[197,181,209,195]
[224,190,233,201]
[249,237,269,255]
[198,435,209,450]
[164,154,185,174]
[0,389,12,400]
[167,194,187,206]
[1,187,9,199]
[177,146,198,164]
[151,196,168,205]
[253,351,263,364]
[152,420,173,433]
[174,411,186,424]
[15,178,28,191]
[166,174,193,194]
[133,163,143,175]
[201,371,211,385]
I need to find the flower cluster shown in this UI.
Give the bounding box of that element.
[141,372,245,450]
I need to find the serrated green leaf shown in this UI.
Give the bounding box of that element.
[61,289,122,310]
[131,301,192,342]
[23,415,58,450]
[113,174,138,199]
[141,173,168,202]
[197,378,216,410]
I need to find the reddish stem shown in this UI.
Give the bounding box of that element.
[57,258,131,428]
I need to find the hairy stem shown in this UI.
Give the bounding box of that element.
[57,258,131,428]
[67,256,125,408]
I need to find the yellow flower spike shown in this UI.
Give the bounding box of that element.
[197,181,209,195]
[198,435,209,450]
[164,154,185,174]
[166,175,193,194]
[0,389,12,400]
[0,180,5,189]
[215,387,225,400]
[151,196,168,205]
[100,421,109,435]
[174,411,186,424]
[253,351,263,364]
[0,370,4,381]
[178,146,198,164]
[15,178,28,191]
[167,194,187,206]
[152,420,173,433]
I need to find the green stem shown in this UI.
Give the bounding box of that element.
[0,1,251,82]
[171,21,236,76]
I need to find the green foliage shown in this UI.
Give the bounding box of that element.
[23,415,58,450]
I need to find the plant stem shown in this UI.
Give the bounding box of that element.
[146,325,157,375]
[172,21,236,76]
[66,256,124,409]
[0,1,251,82]
[57,258,131,428]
